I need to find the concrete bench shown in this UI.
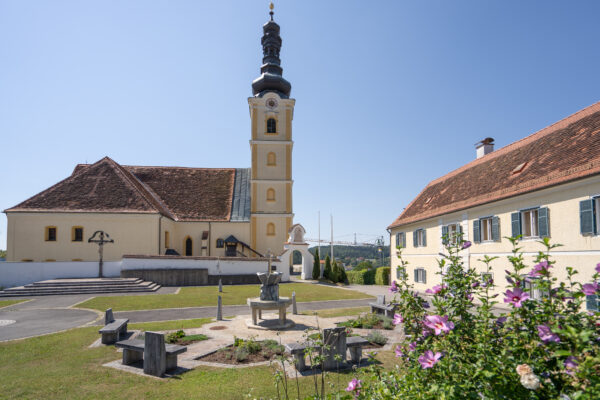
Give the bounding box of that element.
[346,336,369,363]
[369,295,397,318]
[99,308,128,344]
[115,332,187,376]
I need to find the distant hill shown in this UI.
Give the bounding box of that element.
[292,245,390,267]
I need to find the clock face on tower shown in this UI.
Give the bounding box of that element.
[266,98,278,109]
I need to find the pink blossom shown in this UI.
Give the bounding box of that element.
[418,350,442,369]
[408,342,417,351]
[582,282,599,296]
[394,345,404,358]
[529,261,552,277]
[596,263,600,274]
[462,241,472,249]
[472,281,480,288]
[423,315,455,335]
[537,325,560,343]
[346,378,361,392]
[389,280,399,293]
[425,284,446,295]
[504,288,530,308]
[393,313,404,325]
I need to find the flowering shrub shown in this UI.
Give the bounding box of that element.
[339,236,600,399]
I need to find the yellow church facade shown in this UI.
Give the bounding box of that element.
[5,11,295,264]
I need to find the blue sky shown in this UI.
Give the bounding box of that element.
[1,1,599,249]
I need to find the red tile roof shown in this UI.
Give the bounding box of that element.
[389,101,600,228]
[6,157,240,222]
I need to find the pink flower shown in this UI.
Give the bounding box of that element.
[529,261,552,277]
[389,280,399,293]
[423,315,455,335]
[346,378,361,392]
[394,345,404,358]
[418,350,442,369]
[564,356,578,375]
[425,284,446,295]
[537,325,560,343]
[462,241,472,249]
[504,288,530,308]
[393,313,404,325]
[596,263,600,274]
[582,282,599,296]
[408,342,417,351]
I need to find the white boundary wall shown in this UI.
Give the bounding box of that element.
[0,261,122,288]
[0,257,289,289]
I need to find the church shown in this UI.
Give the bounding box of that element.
[4,8,296,264]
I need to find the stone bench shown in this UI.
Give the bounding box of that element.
[115,332,187,377]
[369,295,397,318]
[285,331,370,371]
[98,308,128,344]
[346,336,369,363]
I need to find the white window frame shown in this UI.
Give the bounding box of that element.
[396,266,407,280]
[415,268,427,283]
[416,229,425,247]
[520,208,539,238]
[595,198,600,235]
[480,217,493,242]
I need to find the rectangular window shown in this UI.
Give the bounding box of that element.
[45,227,57,242]
[480,218,492,241]
[413,229,427,247]
[587,295,599,311]
[396,267,407,280]
[512,207,549,239]
[480,272,493,285]
[72,227,83,242]
[523,277,548,301]
[414,268,427,283]
[580,197,600,236]
[395,232,406,248]
[441,223,462,245]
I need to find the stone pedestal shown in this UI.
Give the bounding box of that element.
[144,332,166,377]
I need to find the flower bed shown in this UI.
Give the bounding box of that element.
[198,337,285,365]
[337,313,394,330]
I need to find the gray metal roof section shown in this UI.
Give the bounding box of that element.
[230,168,251,221]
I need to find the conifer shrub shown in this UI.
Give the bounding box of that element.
[375,266,391,285]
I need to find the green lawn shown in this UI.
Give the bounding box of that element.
[0,318,394,400]
[0,299,27,309]
[76,283,373,311]
[301,306,370,318]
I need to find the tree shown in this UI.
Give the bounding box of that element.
[0,249,6,259]
[332,260,340,283]
[312,248,321,280]
[323,255,332,281]
[338,263,348,284]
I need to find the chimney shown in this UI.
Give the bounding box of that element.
[475,137,494,159]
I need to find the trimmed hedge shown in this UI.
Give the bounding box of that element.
[375,266,391,286]
[347,268,376,285]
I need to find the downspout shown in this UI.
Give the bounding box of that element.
[208,222,211,256]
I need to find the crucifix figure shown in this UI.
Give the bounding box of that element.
[88,231,114,278]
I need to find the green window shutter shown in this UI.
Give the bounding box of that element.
[422,230,427,247]
[580,199,595,235]
[538,207,550,238]
[413,231,418,247]
[414,268,418,282]
[473,220,481,243]
[511,212,521,238]
[492,216,500,241]
[441,225,448,244]
[401,232,406,248]
[396,233,401,247]
[586,295,598,311]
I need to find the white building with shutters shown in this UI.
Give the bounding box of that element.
[388,101,600,312]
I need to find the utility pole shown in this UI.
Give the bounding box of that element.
[330,214,334,261]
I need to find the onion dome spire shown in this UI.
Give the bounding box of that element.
[251,3,292,98]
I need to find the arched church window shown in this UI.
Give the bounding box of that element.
[267,188,275,201]
[267,223,276,236]
[267,152,276,166]
[185,237,193,256]
[267,118,277,134]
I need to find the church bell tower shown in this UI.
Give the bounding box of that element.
[249,4,295,257]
